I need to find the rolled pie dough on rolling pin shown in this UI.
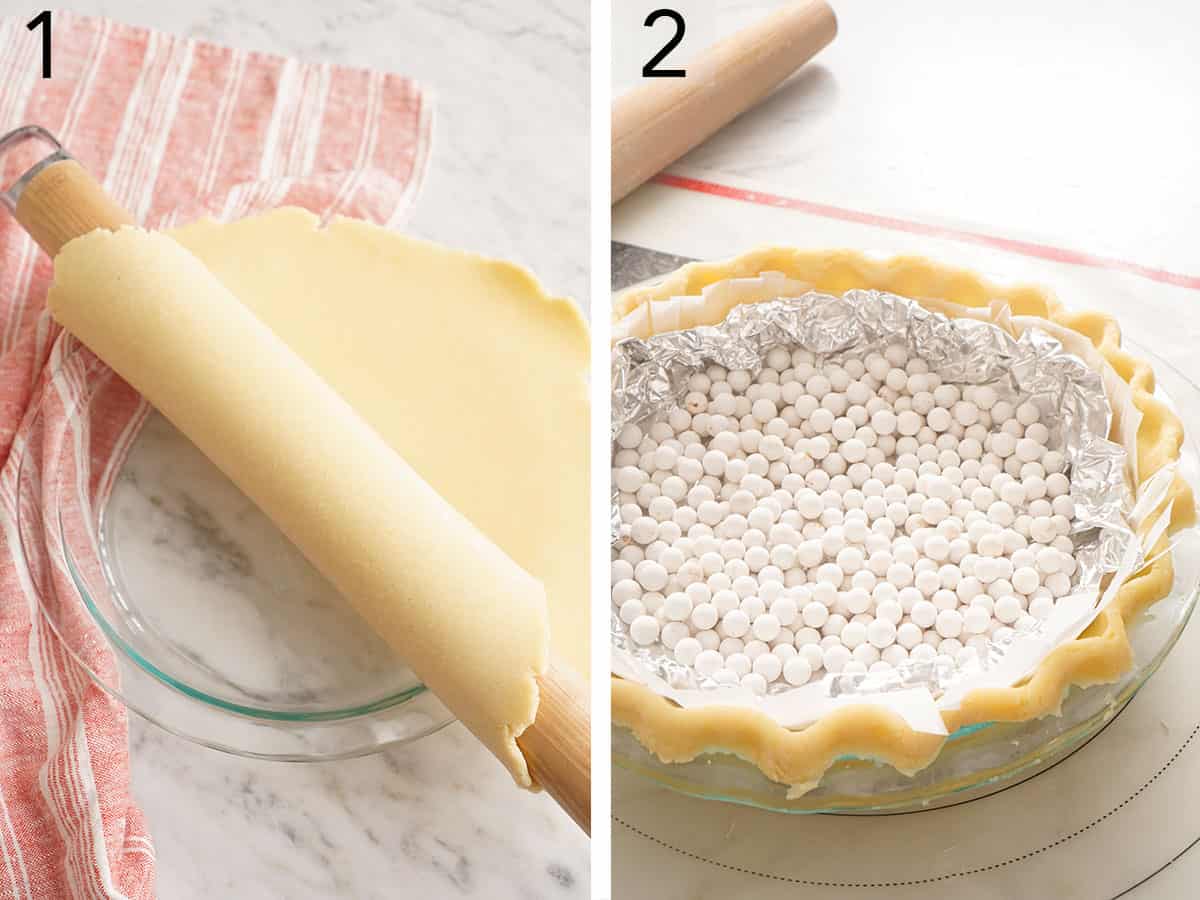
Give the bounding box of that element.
[169,210,590,682]
[47,227,549,786]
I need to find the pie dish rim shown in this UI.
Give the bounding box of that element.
[610,247,1195,794]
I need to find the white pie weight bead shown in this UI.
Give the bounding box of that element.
[614,343,1079,690]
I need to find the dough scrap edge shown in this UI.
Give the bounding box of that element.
[611,247,1194,795]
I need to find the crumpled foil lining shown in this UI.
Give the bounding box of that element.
[611,290,1136,712]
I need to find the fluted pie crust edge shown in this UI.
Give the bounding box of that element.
[611,248,1194,795]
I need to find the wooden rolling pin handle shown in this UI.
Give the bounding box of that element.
[518,660,591,834]
[612,0,837,204]
[14,157,133,257]
[516,657,590,835]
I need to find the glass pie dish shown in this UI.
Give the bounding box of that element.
[612,341,1200,814]
[17,342,454,760]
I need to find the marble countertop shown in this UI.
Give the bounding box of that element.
[615,0,1200,276]
[612,1,1200,897]
[53,1,589,897]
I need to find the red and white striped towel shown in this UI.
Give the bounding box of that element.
[0,13,432,898]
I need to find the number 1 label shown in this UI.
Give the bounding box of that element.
[27,11,51,79]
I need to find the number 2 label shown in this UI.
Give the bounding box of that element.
[642,9,686,78]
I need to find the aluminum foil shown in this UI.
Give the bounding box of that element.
[611,290,1137,716]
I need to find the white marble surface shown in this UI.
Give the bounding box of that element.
[614,0,1200,275]
[612,1,1200,897]
[58,0,590,311]
[46,1,590,897]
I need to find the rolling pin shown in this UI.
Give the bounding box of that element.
[6,139,590,834]
[612,0,837,204]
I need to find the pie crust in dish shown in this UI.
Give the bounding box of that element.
[611,248,1195,795]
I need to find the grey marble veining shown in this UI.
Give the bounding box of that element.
[41,1,590,896]
[108,413,406,708]
[135,721,585,900]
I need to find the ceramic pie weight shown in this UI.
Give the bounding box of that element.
[0,126,590,834]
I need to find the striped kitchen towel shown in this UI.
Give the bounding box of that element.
[0,13,432,899]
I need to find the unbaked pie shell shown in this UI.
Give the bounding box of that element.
[611,248,1195,795]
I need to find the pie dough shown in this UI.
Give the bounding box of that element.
[169,210,591,680]
[612,248,1194,793]
[48,210,589,787]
